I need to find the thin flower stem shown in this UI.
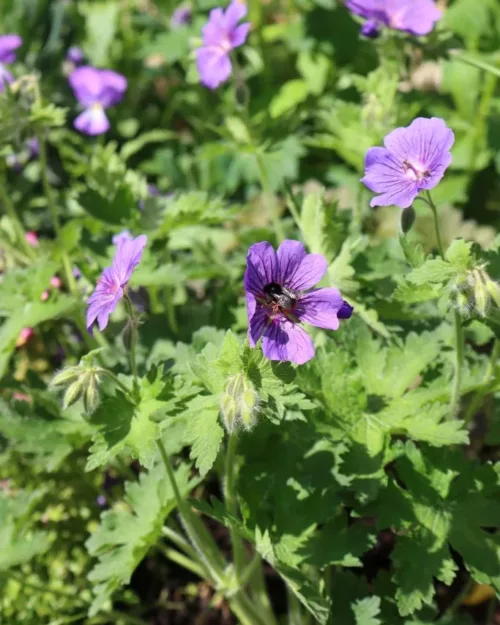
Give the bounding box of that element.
[464,339,500,425]
[98,369,132,398]
[425,191,445,258]
[287,585,304,625]
[156,438,225,587]
[438,575,473,621]
[0,167,36,261]
[426,190,464,419]
[157,543,206,578]
[162,524,205,562]
[156,439,270,625]
[224,434,247,582]
[123,294,138,382]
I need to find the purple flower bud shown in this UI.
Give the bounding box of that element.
[196,0,250,89]
[67,46,84,65]
[171,5,192,28]
[361,19,380,38]
[26,137,39,160]
[245,240,351,365]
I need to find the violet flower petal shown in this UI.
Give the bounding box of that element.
[74,106,110,136]
[294,288,344,330]
[0,35,22,64]
[244,242,278,295]
[262,319,315,365]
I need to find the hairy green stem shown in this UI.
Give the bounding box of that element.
[123,294,139,383]
[157,543,206,578]
[156,439,269,625]
[98,369,132,398]
[225,434,246,582]
[426,191,464,419]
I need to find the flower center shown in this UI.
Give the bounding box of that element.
[219,37,232,53]
[262,282,297,314]
[91,102,103,112]
[403,159,430,182]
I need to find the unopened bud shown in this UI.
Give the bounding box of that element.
[473,271,489,317]
[487,280,500,308]
[63,379,84,409]
[239,387,258,430]
[221,393,239,434]
[51,366,80,387]
[400,206,416,235]
[83,373,100,414]
[220,373,259,434]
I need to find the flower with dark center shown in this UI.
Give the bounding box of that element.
[244,240,352,365]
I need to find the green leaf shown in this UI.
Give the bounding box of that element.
[353,596,382,625]
[0,488,49,571]
[445,238,473,271]
[120,130,176,162]
[269,80,310,118]
[406,259,456,286]
[79,186,136,226]
[185,396,224,477]
[86,463,196,615]
[81,1,120,66]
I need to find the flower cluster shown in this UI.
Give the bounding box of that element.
[196,0,250,89]
[69,66,127,135]
[244,240,352,365]
[0,34,22,91]
[346,0,441,38]
[361,117,454,209]
[87,235,147,332]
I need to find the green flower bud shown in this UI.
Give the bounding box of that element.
[63,379,84,409]
[220,373,259,434]
[487,280,500,308]
[239,386,259,431]
[221,392,239,434]
[473,271,489,317]
[51,366,80,387]
[83,373,100,414]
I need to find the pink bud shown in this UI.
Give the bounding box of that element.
[50,276,62,288]
[40,290,49,301]
[25,231,39,247]
[16,327,34,348]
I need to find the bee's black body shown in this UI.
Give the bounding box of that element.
[263,282,298,310]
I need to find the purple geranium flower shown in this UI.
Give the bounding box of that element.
[67,46,84,65]
[69,66,127,136]
[171,5,192,28]
[86,234,147,331]
[196,0,250,89]
[361,117,455,209]
[346,0,441,37]
[0,34,22,92]
[245,240,352,365]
